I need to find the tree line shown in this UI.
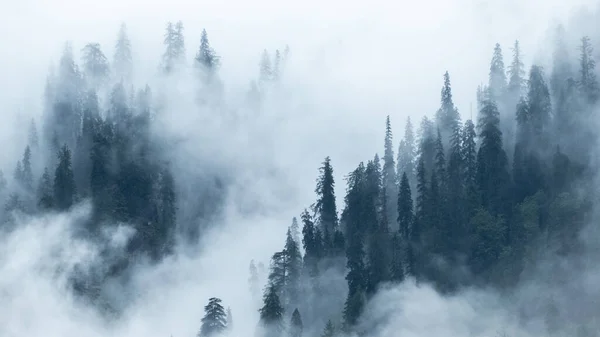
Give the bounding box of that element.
[250,26,599,337]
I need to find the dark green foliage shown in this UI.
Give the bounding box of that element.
[198,297,227,337]
[301,209,320,277]
[54,144,76,210]
[435,71,460,145]
[382,116,397,228]
[397,116,416,190]
[469,208,506,275]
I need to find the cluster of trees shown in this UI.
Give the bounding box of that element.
[1,21,292,310]
[250,26,598,337]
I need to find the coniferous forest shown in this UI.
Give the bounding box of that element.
[4,10,600,337]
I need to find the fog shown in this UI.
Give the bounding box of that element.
[1,0,600,336]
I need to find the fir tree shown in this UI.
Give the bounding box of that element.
[435,71,460,145]
[81,43,109,88]
[321,320,336,337]
[397,172,413,240]
[507,40,526,97]
[397,116,416,191]
[259,50,272,84]
[198,297,227,337]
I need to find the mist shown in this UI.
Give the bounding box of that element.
[2,0,600,336]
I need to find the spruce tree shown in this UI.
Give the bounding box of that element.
[81,43,109,88]
[54,144,76,210]
[20,146,33,192]
[249,260,260,299]
[28,119,39,149]
[226,307,233,331]
[301,209,319,277]
[507,40,526,98]
[259,50,273,84]
[198,297,227,337]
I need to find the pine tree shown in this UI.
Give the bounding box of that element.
[28,119,39,149]
[290,308,303,337]
[226,307,233,331]
[114,23,133,82]
[315,156,338,253]
[507,40,526,98]
[20,146,33,192]
[489,43,507,101]
[198,297,227,337]
[259,284,284,337]
[476,95,511,218]
[382,116,398,229]
[81,43,109,88]
[195,29,220,82]
[162,21,186,73]
[259,50,272,84]
[397,116,416,191]
[301,209,320,277]
[54,144,76,210]
[321,320,336,337]
[249,260,260,299]
[435,71,460,145]
[397,172,413,240]
[578,36,599,103]
[38,167,54,210]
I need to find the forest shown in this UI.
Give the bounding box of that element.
[1,11,600,337]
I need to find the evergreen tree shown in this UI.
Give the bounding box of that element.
[195,29,220,82]
[162,21,186,73]
[259,284,284,337]
[28,119,39,149]
[527,65,552,147]
[81,43,109,88]
[290,308,303,337]
[249,259,260,299]
[315,156,338,253]
[507,40,526,98]
[382,116,398,229]
[38,167,54,210]
[390,232,405,282]
[283,227,302,309]
[435,71,460,146]
[54,144,76,210]
[578,36,599,103]
[157,167,177,257]
[397,172,413,240]
[259,50,272,84]
[198,297,227,337]
[476,95,511,218]
[418,116,436,174]
[273,50,281,81]
[301,209,320,277]
[550,25,573,98]
[489,43,507,101]
[226,307,233,331]
[113,23,133,82]
[321,320,336,337]
[20,146,33,191]
[397,116,416,191]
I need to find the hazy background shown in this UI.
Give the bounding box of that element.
[1,0,600,336]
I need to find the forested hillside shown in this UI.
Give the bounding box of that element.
[2,12,600,337]
[246,29,600,337]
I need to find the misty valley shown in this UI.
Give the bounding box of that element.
[3,4,600,337]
